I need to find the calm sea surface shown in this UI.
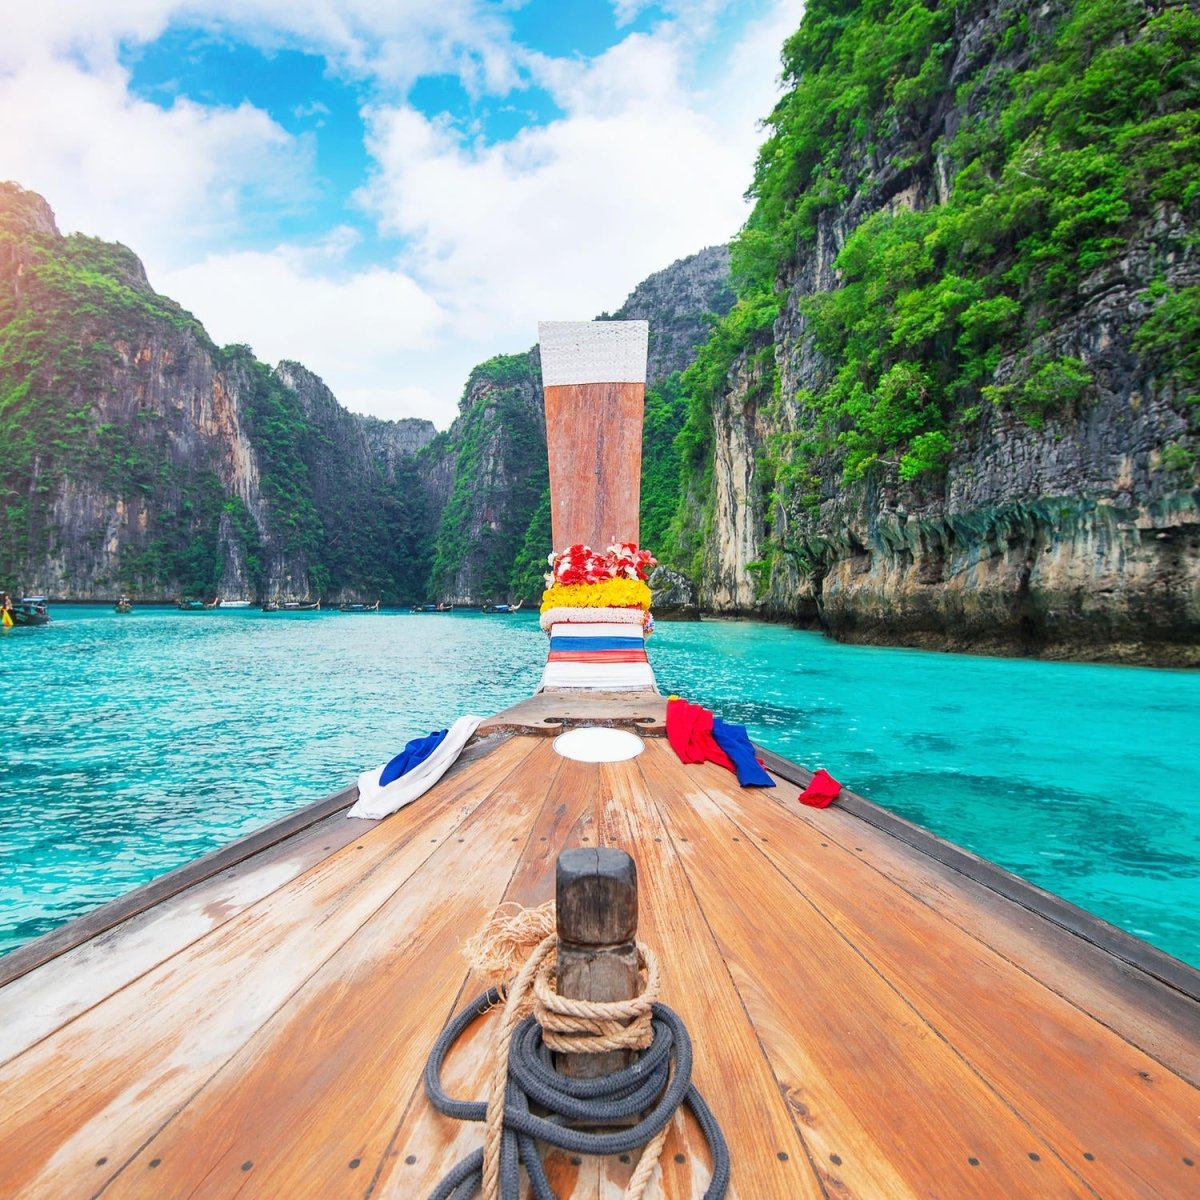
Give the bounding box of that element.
[2,605,1197,967]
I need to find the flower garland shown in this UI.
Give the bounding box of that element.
[540,578,652,613]
[543,542,657,589]
[539,543,656,615]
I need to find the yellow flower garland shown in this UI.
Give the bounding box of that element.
[540,578,652,613]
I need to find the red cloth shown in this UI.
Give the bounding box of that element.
[665,698,736,774]
[799,768,841,808]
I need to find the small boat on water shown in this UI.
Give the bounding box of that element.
[7,596,50,625]
[338,600,380,612]
[114,595,133,614]
[482,599,523,613]
[176,599,206,610]
[220,599,252,609]
[412,602,453,612]
[263,598,321,612]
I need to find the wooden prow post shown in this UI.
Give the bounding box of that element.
[538,321,649,549]
[555,847,639,1079]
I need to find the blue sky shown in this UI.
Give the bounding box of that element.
[0,1,804,426]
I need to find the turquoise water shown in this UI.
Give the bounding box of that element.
[2,606,1197,968]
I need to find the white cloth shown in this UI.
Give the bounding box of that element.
[540,606,647,631]
[540,661,656,691]
[348,714,483,820]
[549,622,646,641]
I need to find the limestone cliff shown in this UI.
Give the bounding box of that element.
[0,183,433,604]
[610,246,735,385]
[0,182,733,609]
[428,350,546,605]
[358,414,438,483]
[686,0,1199,665]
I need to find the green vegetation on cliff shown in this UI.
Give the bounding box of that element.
[640,374,689,556]
[664,0,1199,568]
[508,486,552,601]
[234,349,327,572]
[0,194,220,586]
[429,352,547,602]
[0,186,434,602]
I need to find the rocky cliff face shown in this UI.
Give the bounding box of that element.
[0,181,734,609]
[0,186,262,600]
[612,246,735,385]
[428,350,546,604]
[696,0,1199,665]
[358,414,438,482]
[0,183,433,603]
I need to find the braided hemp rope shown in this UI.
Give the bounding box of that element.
[424,934,729,1200]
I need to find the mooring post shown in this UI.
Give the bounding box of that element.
[555,847,640,1078]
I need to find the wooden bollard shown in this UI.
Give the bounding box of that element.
[555,847,639,1079]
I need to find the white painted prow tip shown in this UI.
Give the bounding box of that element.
[538,320,649,386]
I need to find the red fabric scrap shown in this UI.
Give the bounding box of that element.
[799,768,842,808]
[665,697,736,774]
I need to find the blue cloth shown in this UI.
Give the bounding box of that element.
[548,635,645,651]
[711,718,775,788]
[379,729,448,786]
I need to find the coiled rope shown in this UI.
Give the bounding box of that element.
[424,906,729,1200]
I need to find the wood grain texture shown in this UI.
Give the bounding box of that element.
[638,742,1092,1200]
[702,755,1200,1200]
[758,747,1200,1000]
[557,847,640,1077]
[4,729,1198,1200]
[543,381,644,549]
[0,737,538,1199]
[0,782,360,991]
[601,755,825,1200]
[0,808,365,1067]
[773,770,1200,1087]
[478,690,666,737]
[100,743,559,1199]
[377,752,611,1198]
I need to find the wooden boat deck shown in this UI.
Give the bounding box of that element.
[1,724,1197,1198]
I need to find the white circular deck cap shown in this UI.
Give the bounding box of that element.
[553,727,645,762]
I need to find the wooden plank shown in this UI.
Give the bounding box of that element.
[543,381,644,548]
[478,690,666,737]
[600,753,825,1199]
[375,752,616,1198]
[98,739,560,1199]
[380,753,716,1200]
[556,847,641,1077]
[0,808,365,1066]
[758,747,1200,1000]
[639,741,1090,1199]
[763,764,1200,1086]
[704,756,1200,1200]
[0,737,537,1200]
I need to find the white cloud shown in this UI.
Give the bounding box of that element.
[1,4,172,73]
[0,0,806,427]
[0,55,311,270]
[354,8,804,397]
[156,239,454,417]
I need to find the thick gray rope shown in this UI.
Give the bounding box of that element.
[424,986,730,1199]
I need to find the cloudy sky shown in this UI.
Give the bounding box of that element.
[1,0,803,428]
